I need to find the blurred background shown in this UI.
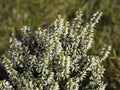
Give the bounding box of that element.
[0,0,120,89]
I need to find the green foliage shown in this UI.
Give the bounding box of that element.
[0,10,111,90]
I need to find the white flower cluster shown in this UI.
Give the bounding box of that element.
[0,10,111,90]
[0,80,13,90]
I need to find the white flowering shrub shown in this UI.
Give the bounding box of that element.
[0,10,111,90]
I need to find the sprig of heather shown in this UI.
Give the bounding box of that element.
[0,9,111,90]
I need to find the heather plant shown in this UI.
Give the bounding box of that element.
[0,10,111,90]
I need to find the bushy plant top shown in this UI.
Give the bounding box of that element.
[0,10,111,90]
